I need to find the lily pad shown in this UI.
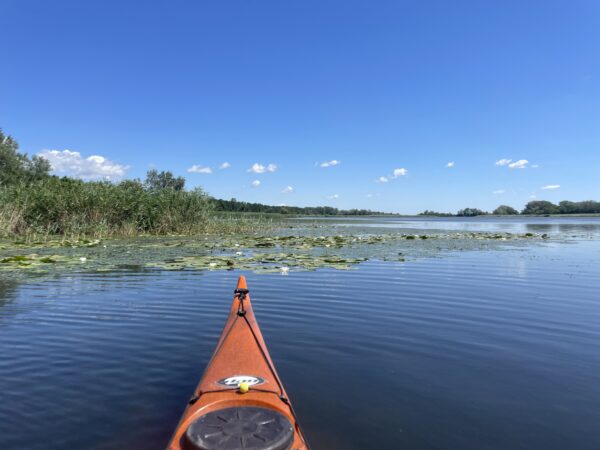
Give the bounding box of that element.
[0,226,548,279]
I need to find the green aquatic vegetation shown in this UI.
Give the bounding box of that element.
[0,229,549,278]
[142,251,367,273]
[1,255,30,263]
[38,257,56,263]
[0,174,276,240]
[62,239,101,248]
[5,238,102,249]
[0,253,92,273]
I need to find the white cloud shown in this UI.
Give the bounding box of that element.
[508,159,528,169]
[531,164,539,168]
[366,194,374,198]
[541,184,560,190]
[392,168,408,178]
[251,180,261,188]
[327,194,339,199]
[495,158,530,169]
[187,165,213,174]
[219,162,231,170]
[281,186,293,194]
[492,190,505,194]
[248,163,277,174]
[446,161,455,168]
[37,149,128,181]
[529,194,537,199]
[377,167,407,183]
[320,159,341,168]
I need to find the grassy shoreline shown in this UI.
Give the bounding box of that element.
[0,178,280,242]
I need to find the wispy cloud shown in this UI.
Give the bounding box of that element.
[508,159,528,169]
[320,159,341,168]
[219,162,231,170]
[327,194,339,199]
[376,176,389,183]
[492,189,505,194]
[531,164,539,169]
[529,194,537,199]
[37,149,129,181]
[248,163,277,174]
[541,184,560,190]
[281,186,294,194]
[251,180,261,188]
[187,165,213,174]
[495,158,529,169]
[446,161,455,168]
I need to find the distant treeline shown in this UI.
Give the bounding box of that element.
[211,198,383,216]
[421,201,600,217]
[521,200,600,215]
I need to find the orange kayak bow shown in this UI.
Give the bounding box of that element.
[168,276,309,450]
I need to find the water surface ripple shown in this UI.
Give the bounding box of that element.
[1,224,600,449]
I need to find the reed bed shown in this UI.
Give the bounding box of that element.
[0,178,275,242]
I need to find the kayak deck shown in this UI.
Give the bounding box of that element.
[168,276,308,450]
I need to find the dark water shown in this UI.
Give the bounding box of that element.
[2,218,600,449]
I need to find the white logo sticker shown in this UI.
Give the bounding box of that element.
[217,375,265,387]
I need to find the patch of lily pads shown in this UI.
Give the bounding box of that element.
[0,238,102,249]
[0,254,88,271]
[0,230,548,279]
[147,253,367,273]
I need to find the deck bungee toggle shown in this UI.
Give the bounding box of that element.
[168,276,309,450]
[235,288,249,316]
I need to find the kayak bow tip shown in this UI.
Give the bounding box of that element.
[236,275,248,290]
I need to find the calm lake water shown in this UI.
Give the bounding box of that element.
[1,217,600,449]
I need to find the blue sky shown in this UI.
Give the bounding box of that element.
[1,0,599,213]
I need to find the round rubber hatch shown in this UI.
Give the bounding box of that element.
[182,406,294,450]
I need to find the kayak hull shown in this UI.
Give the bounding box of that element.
[168,276,308,450]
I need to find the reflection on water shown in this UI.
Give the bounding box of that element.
[1,219,600,450]
[0,279,19,318]
[558,223,600,233]
[0,280,18,304]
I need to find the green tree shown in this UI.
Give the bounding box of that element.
[144,169,185,191]
[493,205,518,215]
[0,129,50,186]
[456,207,487,216]
[521,200,560,215]
[558,200,600,214]
[419,210,453,216]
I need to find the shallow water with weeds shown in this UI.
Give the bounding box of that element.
[0,222,549,278]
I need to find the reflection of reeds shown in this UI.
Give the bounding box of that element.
[0,179,276,242]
